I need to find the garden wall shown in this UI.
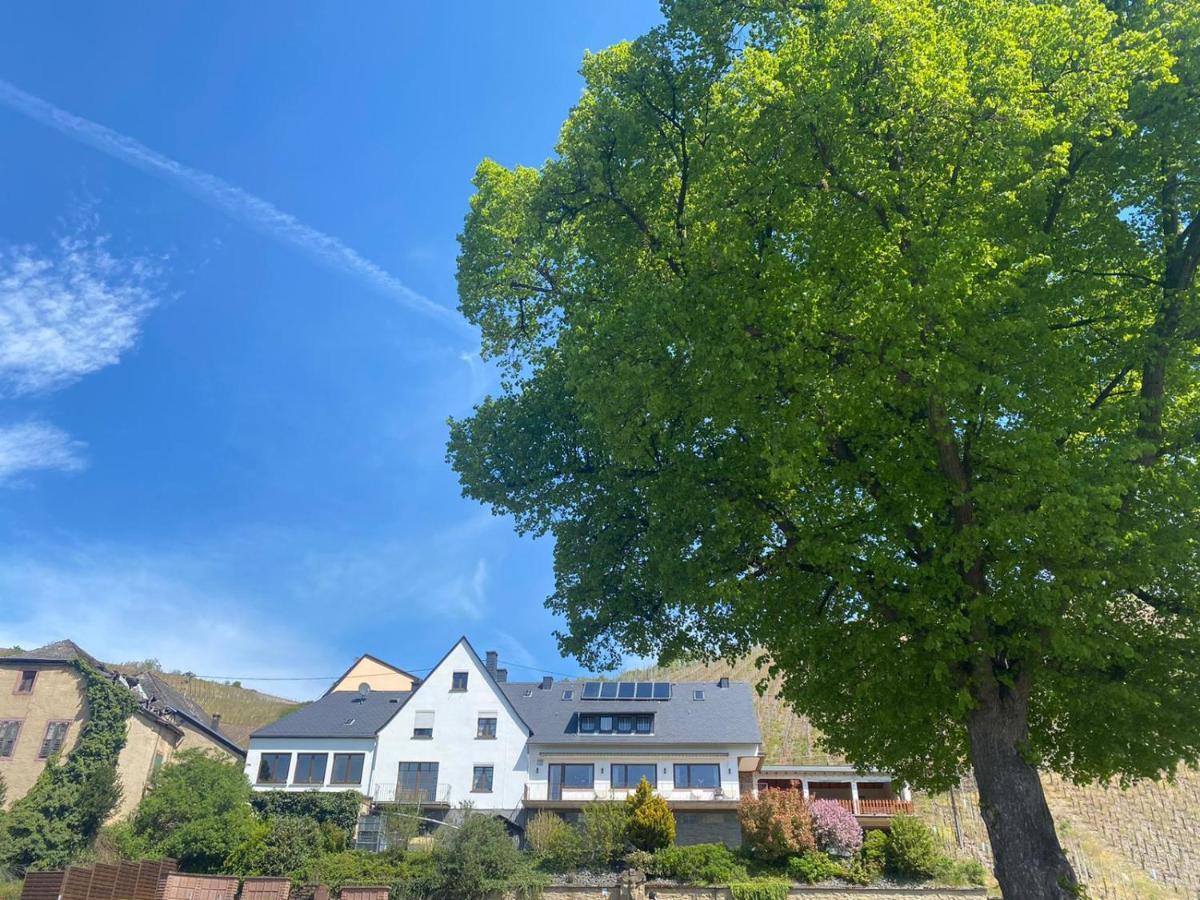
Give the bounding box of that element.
[524,887,988,900]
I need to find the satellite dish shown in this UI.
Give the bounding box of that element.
[358,682,371,698]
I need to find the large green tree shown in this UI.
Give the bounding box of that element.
[450,0,1200,895]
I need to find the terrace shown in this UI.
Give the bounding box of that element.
[756,764,913,824]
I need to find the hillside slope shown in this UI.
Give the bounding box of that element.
[631,655,1199,898]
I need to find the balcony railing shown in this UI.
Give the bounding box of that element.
[524,784,731,803]
[371,782,452,804]
[823,798,914,817]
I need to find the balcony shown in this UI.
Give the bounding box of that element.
[371,782,452,805]
[523,783,735,808]
[827,797,915,818]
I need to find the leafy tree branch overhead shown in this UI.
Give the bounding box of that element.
[449,0,1199,897]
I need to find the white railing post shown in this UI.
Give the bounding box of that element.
[850,781,860,815]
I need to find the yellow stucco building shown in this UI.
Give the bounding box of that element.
[0,640,246,820]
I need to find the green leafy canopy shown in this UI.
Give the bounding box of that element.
[450,0,1200,792]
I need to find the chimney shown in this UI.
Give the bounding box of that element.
[540,675,553,690]
[718,677,730,688]
[211,713,222,730]
[495,668,508,683]
[485,651,499,673]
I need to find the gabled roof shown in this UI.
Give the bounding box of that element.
[323,653,420,697]
[400,636,532,736]
[501,679,762,745]
[129,671,247,756]
[252,689,413,739]
[1,639,104,668]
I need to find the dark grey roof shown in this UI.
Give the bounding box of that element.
[251,689,412,739]
[130,671,247,756]
[1,639,104,668]
[500,680,762,746]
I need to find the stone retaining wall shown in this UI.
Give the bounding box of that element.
[526,887,988,900]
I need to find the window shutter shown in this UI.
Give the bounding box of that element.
[415,710,435,729]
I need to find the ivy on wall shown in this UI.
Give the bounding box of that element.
[1,659,138,872]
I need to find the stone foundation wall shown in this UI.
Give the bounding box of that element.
[674,811,742,848]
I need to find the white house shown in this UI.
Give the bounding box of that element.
[246,636,766,846]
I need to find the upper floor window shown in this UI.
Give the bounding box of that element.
[476,716,497,739]
[293,753,328,785]
[674,763,721,789]
[0,720,20,758]
[413,710,435,738]
[472,765,494,792]
[611,763,657,789]
[451,671,469,691]
[257,752,291,784]
[15,670,36,694]
[579,713,653,734]
[331,753,365,784]
[38,721,69,758]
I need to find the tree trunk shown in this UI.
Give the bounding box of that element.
[967,684,1078,899]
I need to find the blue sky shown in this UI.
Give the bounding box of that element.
[0,3,663,697]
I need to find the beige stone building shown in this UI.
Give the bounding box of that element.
[0,640,246,819]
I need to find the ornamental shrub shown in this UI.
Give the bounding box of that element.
[809,799,863,857]
[428,809,545,900]
[885,815,941,878]
[728,879,789,900]
[296,849,410,891]
[787,850,842,884]
[624,779,674,851]
[525,812,585,872]
[931,856,987,886]
[649,843,747,884]
[737,790,815,860]
[580,800,629,866]
[860,829,889,878]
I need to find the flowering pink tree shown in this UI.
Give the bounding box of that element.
[810,799,863,857]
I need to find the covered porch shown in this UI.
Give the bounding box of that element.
[755,764,913,825]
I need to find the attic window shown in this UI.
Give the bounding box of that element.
[523,689,533,697]
[562,689,574,700]
[451,671,469,691]
[693,689,705,701]
[343,718,356,726]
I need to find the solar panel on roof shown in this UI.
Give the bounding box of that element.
[600,682,619,698]
[618,682,636,699]
[652,682,671,699]
[582,682,601,699]
[635,681,653,699]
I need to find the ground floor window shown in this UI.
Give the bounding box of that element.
[472,765,494,792]
[293,753,328,784]
[611,763,657,789]
[398,761,439,802]
[257,752,291,784]
[332,752,365,784]
[674,763,720,789]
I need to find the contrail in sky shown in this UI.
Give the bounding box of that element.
[0,78,461,327]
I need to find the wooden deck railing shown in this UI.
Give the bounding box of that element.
[823,798,914,816]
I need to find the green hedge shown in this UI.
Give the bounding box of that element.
[249,790,364,834]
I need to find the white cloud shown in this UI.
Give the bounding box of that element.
[0,78,462,328]
[0,236,158,395]
[0,421,87,484]
[0,544,341,700]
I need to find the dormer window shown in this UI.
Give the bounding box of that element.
[451,671,469,691]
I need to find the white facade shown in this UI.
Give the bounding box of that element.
[244,737,377,793]
[371,639,530,812]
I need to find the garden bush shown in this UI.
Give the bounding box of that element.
[885,815,941,878]
[860,829,889,876]
[622,849,655,872]
[809,799,863,857]
[728,879,790,900]
[224,817,323,877]
[650,843,747,884]
[294,849,409,891]
[525,812,584,872]
[931,856,987,886]
[786,850,842,884]
[624,780,674,851]
[580,801,629,866]
[738,790,815,860]
[426,810,546,900]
